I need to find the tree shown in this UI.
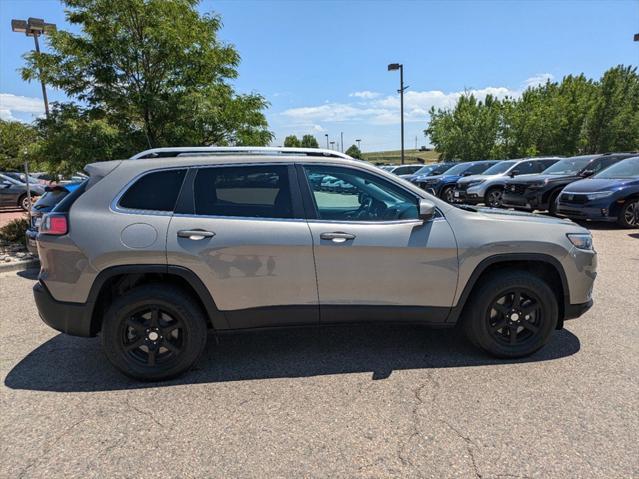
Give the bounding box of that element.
[0,120,40,171]
[21,0,272,170]
[300,134,319,148]
[284,135,300,147]
[345,144,363,159]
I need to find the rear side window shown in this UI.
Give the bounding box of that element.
[119,169,186,212]
[34,189,69,209]
[193,165,293,218]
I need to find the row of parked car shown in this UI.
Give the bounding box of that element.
[381,153,639,228]
[0,170,87,211]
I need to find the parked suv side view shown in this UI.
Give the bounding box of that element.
[33,148,597,380]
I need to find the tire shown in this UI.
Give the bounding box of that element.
[462,271,558,358]
[484,187,504,208]
[617,198,639,228]
[441,185,455,203]
[547,190,561,216]
[101,284,208,381]
[18,194,31,211]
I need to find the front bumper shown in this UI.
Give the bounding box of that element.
[556,197,620,222]
[453,188,482,204]
[33,281,95,337]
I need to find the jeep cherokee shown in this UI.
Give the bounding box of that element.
[33,147,597,380]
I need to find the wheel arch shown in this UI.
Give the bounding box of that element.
[448,253,569,326]
[87,264,227,335]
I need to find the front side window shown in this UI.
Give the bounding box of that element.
[194,165,293,219]
[119,169,187,212]
[304,165,418,222]
[514,161,538,175]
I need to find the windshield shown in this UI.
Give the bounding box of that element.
[594,157,639,179]
[542,157,594,175]
[442,162,474,176]
[481,160,517,175]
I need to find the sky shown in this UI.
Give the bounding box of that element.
[1,0,638,152]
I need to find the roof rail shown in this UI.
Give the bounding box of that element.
[129,146,353,160]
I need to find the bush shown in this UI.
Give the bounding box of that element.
[0,217,29,244]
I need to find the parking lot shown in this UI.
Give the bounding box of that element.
[0,225,637,478]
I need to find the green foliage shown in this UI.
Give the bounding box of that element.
[0,120,40,171]
[345,144,363,159]
[284,135,301,147]
[300,134,319,148]
[20,0,273,173]
[0,217,29,244]
[426,65,639,160]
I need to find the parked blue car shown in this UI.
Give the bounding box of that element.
[414,160,500,202]
[26,182,82,254]
[556,156,639,228]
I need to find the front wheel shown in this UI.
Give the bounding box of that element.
[462,272,558,358]
[441,186,455,203]
[101,284,208,381]
[484,187,504,207]
[617,199,639,228]
[18,194,34,211]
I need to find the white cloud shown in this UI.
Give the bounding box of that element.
[0,93,45,121]
[349,90,381,99]
[522,73,554,88]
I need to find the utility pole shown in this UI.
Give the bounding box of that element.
[340,132,344,153]
[11,18,57,118]
[325,134,329,149]
[388,63,408,164]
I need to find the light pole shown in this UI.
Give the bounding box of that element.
[340,132,344,153]
[388,63,408,164]
[11,18,56,118]
[330,141,335,150]
[634,33,639,41]
[356,139,361,151]
[324,134,329,149]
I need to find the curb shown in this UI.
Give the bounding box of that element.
[0,259,40,273]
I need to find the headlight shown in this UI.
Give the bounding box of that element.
[530,180,548,188]
[586,191,613,200]
[567,233,593,250]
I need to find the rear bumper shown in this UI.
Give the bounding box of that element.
[25,228,38,255]
[564,299,593,320]
[33,281,95,337]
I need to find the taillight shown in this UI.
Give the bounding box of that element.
[40,213,68,235]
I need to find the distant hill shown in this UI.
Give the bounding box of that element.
[361,149,440,165]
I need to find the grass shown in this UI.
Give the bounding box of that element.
[361,149,440,165]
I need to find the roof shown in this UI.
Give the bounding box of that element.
[129,146,353,160]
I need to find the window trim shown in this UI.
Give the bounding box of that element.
[111,166,189,216]
[296,163,439,224]
[175,163,305,221]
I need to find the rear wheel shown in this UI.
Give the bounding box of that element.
[462,272,558,358]
[617,199,639,228]
[18,194,33,211]
[484,187,504,207]
[441,185,455,203]
[101,285,208,381]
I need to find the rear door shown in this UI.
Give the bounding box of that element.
[298,163,458,324]
[166,163,318,329]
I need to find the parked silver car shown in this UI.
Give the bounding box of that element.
[454,157,561,207]
[33,147,596,380]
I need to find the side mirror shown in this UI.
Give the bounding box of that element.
[581,169,595,177]
[418,199,436,221]
[509,169,520,177]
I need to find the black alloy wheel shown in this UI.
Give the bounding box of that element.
[485,188,504,207]
[485,289,543,346]
[618,199,639,228]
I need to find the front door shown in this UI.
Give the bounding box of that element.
[167,164,318,329]
[299,164,458,324]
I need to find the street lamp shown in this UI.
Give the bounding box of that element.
[634,33,639,41]
[340,132,344,153]
[11,17,56,118]
[330,141,335,150]
[388,63,408,164]
[325,133,329,149]
[356,139,361,151]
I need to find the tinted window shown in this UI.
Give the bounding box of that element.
[482,161,517,175]
[595,157,639,178]
[34,189,69,209]
[515,161,538,175]
[119,169,186,212]
[304,165,418,221]
[466,162,497,175]
[194,165,293,218]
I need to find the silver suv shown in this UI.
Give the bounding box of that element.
[454,157,561,207]
[33,147,597,380]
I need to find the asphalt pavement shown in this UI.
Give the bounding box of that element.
[1,225,637,478]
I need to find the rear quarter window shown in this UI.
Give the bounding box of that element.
[119,169,187,212]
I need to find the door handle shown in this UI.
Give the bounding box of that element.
[177,229,215,240]
[320,232,356,243]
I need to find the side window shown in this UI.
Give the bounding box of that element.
[539,160,557,172]
[119,169,186,212]
[516,161,537,174]
[303,165,418,222]
[194,165,293,219]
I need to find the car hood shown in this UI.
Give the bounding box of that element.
[563,177,639,192]
[465,205,575,226]
[509,173,580,185]
[457,173,502,185]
